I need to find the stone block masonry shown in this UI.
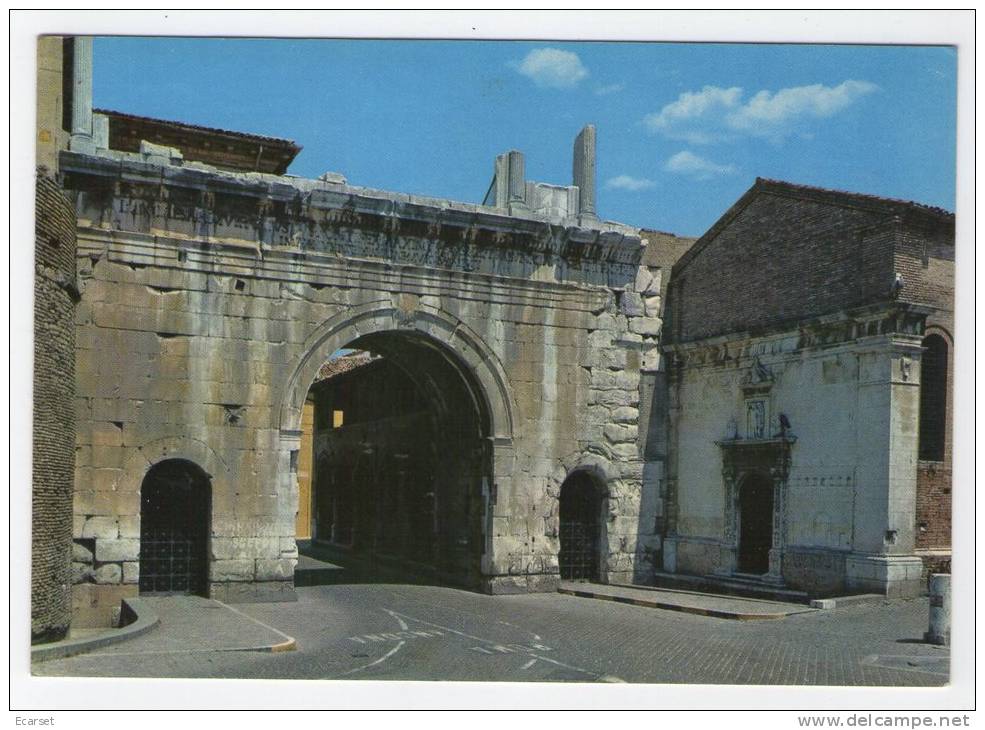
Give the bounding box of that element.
[60,144,672,623]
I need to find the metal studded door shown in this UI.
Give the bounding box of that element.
[139,460,211,595]
[559,472,601,581]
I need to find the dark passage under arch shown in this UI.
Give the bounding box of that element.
[139,459,211,595]
[558,471,602,582]
[303,330,491,589]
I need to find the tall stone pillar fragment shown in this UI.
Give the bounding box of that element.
[494,150,527,211]
[573,124,597,220]
[69,36,94,153]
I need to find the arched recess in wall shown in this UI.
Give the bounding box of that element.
[116,436,229,496]
[549,453,615,582]
[918,331,950,462]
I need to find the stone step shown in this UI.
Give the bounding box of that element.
[293,554,347,587]
[559,581,816,620]
[649,570,811,604]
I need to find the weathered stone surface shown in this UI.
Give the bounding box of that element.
[629,317,661,337]
[211,559,256,582]
[93,563,122,584]
[81,516,118,539]
[641,348,661,372]
[72,541,94,563]
[620,291,644,317]
[610,406,639,424]
[643,267,662,296]
[593,369,640,391]
[95,538,140,562]
[55,125,670,628]
[122,561,139,584]
[604,423,639,444]
[118,515,140,538]
[634,267,654,294]
[255,558,296,581]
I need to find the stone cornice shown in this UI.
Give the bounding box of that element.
[663,302,932,368]
[60,150,644,269]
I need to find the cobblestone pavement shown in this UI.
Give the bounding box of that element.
[34,583,949,685]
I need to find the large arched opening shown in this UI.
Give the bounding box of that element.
[138,459,212,595]
[296,329,493,589]
[279,302,517,592]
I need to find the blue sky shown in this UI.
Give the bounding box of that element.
[93,38,956,237]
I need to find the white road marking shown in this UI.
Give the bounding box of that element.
[496,619,542,641]
[388,610,596,678]
[212,599,296,644]
[348,630,443,643]
[339,640,405,676]
[384,609,409,631]
[336,607,416,677]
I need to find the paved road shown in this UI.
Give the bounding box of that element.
[34,583,948,685]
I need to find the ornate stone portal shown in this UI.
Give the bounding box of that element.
[715,357,795,583]
[716,437,795,584]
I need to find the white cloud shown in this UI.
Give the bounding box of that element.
[644,86,743,144]
[728,80,878,132]
[594,82,625,96]
[605,175,655,191]
[516,48,588,89]
[645,80,877,143]
[663,151,737,180]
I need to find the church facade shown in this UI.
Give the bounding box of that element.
[661,179,954,597]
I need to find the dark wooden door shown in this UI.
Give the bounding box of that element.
[738,475,773,574]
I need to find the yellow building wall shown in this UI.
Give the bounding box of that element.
[36,36,70,172]
[295,400,314,539]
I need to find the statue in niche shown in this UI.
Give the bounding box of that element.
[746,399,766,439]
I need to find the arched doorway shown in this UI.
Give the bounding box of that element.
[918,333,948,461]
[301,330,491,588]
[139,459,211,595]
[558,471,603,582]
[737,472,773,575]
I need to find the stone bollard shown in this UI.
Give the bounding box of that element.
[924,573,950,646]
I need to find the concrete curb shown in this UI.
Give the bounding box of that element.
[31,597,160,663]
[225,637,298,653]
[811,594,885,609]
[558,586,803,621]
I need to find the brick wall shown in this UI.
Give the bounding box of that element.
[895,214,956,318]
[32,170,78,642]
[916,463,951,550]
[898,214,954,555]
[667,191,895,343]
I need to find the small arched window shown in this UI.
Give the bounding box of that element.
[918,334,948,461]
